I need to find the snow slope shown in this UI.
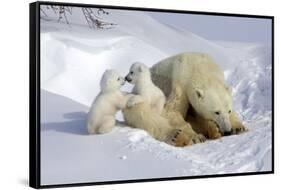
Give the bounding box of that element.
[40,6,272,185]
[40,7,231,106]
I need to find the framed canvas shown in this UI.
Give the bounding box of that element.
[29,1,274,189]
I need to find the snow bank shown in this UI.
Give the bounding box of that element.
[40,6,272,185]
[41,7,231,106]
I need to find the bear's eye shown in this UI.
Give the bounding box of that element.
[130,71,134,74]
[228,110,232,114]
[215,111,220,115]
[117,77,120,81]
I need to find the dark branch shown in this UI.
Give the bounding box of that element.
[40,6,116,29]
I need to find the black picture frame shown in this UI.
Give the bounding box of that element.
[29,1,274,189]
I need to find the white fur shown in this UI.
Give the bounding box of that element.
[87,70,131,134]
[151,52,233,133]
[125,62,166,114]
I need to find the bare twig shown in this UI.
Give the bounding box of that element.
[82,7,116,29]
[57,6,69,24]
[40,5,116,29]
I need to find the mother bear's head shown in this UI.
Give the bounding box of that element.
[189,81,233,135]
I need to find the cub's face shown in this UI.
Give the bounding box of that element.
[125,62,149,84]
[191,85,233,134]
[100,70,125,91]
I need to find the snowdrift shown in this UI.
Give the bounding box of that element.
[40,7,272,185]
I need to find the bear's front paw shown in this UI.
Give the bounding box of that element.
[196,134,207,143]
[165,129,206,147]
[207,120,222,139]
[231,123,247,134]
[229,112,247,135]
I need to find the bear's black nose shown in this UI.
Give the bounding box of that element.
[125,76,131,82]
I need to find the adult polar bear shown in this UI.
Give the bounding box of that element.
[123,52,246,146]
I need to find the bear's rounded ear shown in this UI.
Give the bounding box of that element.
[138,65,144,72]
[195,89,204,99]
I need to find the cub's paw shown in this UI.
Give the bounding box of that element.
[126,97,143,108]
[126,99,138,108]
[165,129,206,147]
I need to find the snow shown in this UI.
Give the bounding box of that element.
[40,6,272,185]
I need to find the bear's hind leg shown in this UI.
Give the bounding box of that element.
[123,103,174,141]
[164,111,206,146]
[97,116,115,134]
[165,125,206,147]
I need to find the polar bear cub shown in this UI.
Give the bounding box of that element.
[125,62,166,114]
[87,69,131,134]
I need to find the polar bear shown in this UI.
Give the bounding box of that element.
[123,62,206,146]
[87,69,132,134]
[123,52,245,146]
[125,62,165,114]
[150,52,246,139]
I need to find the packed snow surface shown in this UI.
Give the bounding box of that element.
[40,7,272,185]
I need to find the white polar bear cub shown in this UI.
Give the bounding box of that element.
[87,69,131,134]
[125,62,166,114]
